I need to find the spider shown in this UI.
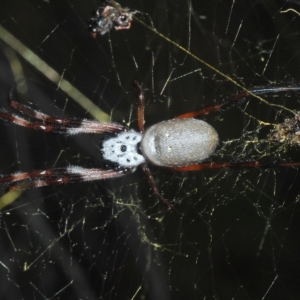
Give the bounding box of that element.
[88,0,138,37]
[0,83,300,209]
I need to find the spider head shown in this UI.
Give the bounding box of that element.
[102,130,145,168]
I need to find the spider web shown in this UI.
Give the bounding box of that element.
[1,0,300,299]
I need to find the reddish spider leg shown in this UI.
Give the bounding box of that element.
[171,161,300,171]
[175,86,300,119]
[0,90,129,190]
[0,89,125,134]
[132,81,145,132]
[0,167,130,191]
[172,86,300,172]
[132,81,177,210]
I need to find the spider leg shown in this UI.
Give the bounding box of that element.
[0,90,125,134]
[0,107,124,134]
[0,167,130,191]
[169,161,300,172]
[141,164,180,212]
[8,89,52,120]
[132,81,145,132]
[175,86,300,119]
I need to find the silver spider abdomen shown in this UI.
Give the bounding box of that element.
[140,119,219,167]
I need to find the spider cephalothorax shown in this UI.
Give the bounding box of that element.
[102,130,145,168]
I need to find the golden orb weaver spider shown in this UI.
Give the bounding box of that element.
[0,83,300,209]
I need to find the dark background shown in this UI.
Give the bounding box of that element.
[1,0,300,299]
